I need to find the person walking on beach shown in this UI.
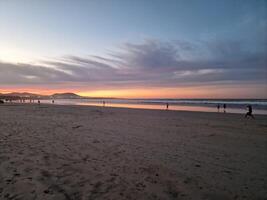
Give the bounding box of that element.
[38,100,40,105]
[245,105,254,119]
[166,103,169,110]
[223,104,226,113]
[103,101,105,107]
[217,104,220,112]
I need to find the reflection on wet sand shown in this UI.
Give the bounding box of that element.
[32,99,267,115]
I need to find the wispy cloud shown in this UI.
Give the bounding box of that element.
[0,38,266,89]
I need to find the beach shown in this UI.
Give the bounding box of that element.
[0,104,267,200]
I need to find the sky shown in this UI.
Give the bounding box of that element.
[0,0,266,98]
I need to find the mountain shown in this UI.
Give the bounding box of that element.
[51,93,82,99]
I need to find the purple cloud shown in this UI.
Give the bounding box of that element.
[0,39,266,88]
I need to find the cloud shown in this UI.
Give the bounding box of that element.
[0,62,73,84]
[0,38,266,89]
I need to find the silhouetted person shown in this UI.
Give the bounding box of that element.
[223,104,226,113]
[52,100,55,104]
[245,105,254,119]
[103,101,105,107]
[217,104,220,112]
[166,103,169,110]
[38,100,40,105]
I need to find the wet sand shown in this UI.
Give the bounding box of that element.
[0,104,267,199]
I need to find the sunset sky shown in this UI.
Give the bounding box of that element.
[0,0,266,98]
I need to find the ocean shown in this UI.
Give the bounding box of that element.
[37,98,267,115]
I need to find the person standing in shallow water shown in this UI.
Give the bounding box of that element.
[245,105,255,119]
[217,104,220,112]
[223,104,226,113]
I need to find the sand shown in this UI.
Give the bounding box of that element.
[0,103,267,200]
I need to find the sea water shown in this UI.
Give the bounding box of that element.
[37,98,267,115]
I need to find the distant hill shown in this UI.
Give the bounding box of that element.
[51,93,82,99]
[3,92,44,98]
[0,92,82,99]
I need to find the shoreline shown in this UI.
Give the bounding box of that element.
[1,102,266,116]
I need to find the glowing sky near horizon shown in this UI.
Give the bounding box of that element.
[0,0,266,98]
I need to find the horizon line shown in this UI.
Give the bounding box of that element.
[0,91,267,100]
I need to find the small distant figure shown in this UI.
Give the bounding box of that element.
[103,101,105,107]
[245,105,254,119]
[52,100,55,104]
[223,104,226,113]
[166,103,169,110]
[217,104,220,112]
[38,100,40,105]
